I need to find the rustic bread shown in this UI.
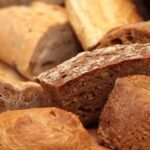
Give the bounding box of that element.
[0,77,44,112]
[66,0,142,50]
[37,43,150,126]
[0,107,108,150]
[0,2,80,79]
[99,21,150,48]
[0,61,45,112]
[98,75,150,150]
[0,0,64,7]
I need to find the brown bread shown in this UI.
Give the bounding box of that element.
[0,61,45,112]
[37,43,150,126]
[0,107,108,150]
[98,75,150,150]
[99,21,150,48]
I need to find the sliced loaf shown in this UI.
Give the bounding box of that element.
[37,43,150,125]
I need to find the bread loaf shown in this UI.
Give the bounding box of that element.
[0,107,108,150]
[98,75,150,150]
[0,77,44,112]
[37,43,150,126]
[66,0,142,50]
[0,0,64,7]
[99,21,150,48]
[0,2,80,79]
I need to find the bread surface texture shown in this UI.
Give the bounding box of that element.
[0,2,80,79]
[66,0,142,50]
[37,43,150,125]
[0,0,64,7]
[98,75,150,150]
[99,21,150,48]
[0,107,106,150]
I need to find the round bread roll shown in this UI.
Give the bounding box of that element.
[0,107,106,150]
[98,75,150,150]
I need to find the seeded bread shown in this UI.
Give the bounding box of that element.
[37,43,150,126]
[99,21,150,48]
[98,75,150,150]
[0,2,80,79]
[0,107,108,150]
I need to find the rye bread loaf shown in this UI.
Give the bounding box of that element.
[0,2,80,79]
[0,0,64,7]
[99,21,150,48]
[37,43,150,126]
[0,107,108,150]
[98,75,150,150]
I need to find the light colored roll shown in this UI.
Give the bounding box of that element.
[0,107,108,150]
[0,2,80,79]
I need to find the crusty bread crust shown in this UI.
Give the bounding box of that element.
[0,2,80,79]
[0,107,106,150]
[98,75,150,150]
[37,43,150,125]
[99,21,150,48]
[66,0,142,50]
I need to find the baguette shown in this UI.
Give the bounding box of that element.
[37,43,150,125]
[66,0,142,50]
[0,2,80,79]
[0,107,108,150]
[98,75,150,150]
[99,21,150,48]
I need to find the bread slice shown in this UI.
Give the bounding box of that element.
[98,75,150,150]
[0,0,64,7]
[0,107,108,150]
[0,2,80,79]
[37,43,150,126]
[66,0,142,50]
[99,21,150,48]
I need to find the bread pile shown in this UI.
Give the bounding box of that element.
[0,0,149,149]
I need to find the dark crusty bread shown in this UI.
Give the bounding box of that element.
[98,75,150,150]
[0,107,107,150]
[99,21,150,48]
[37,43,150,126]
[0,77,44,112]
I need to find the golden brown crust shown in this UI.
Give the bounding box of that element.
[0,2,80,79]
[66,0,142,50]
[98,75,150,150]
[0,107,106,150]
